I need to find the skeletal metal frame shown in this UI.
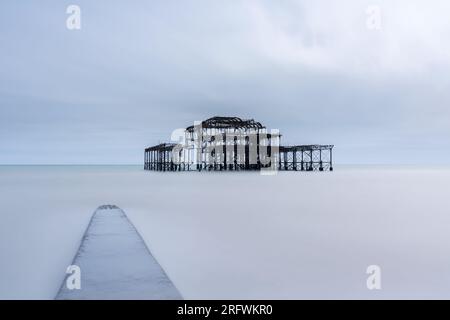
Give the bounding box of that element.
[144,117,333,172]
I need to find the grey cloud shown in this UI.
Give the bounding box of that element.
[1,0,450,164]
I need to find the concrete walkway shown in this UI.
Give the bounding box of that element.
[56,205,182,300]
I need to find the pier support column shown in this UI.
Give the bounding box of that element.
[223,133,227,170]
[300,150,304,171]
[293,151,297,171]
[330,148,333,171]
[319,149,323,171]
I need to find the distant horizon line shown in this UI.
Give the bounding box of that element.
[1,163,450,167]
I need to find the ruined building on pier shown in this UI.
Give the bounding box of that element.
[144,116,333,172]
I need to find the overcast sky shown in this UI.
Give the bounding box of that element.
[1,0,450,164]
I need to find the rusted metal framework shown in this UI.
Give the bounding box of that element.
[144,143,177,171]
[144,116,333,172]
[279,145,334,171]
[186,116,264,132]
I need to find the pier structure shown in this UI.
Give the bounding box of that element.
[279,145,334,171]
[144,116,333,172]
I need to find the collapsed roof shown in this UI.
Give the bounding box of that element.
[186,116,265,132]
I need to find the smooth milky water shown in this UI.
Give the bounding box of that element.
[1,165,450,299]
